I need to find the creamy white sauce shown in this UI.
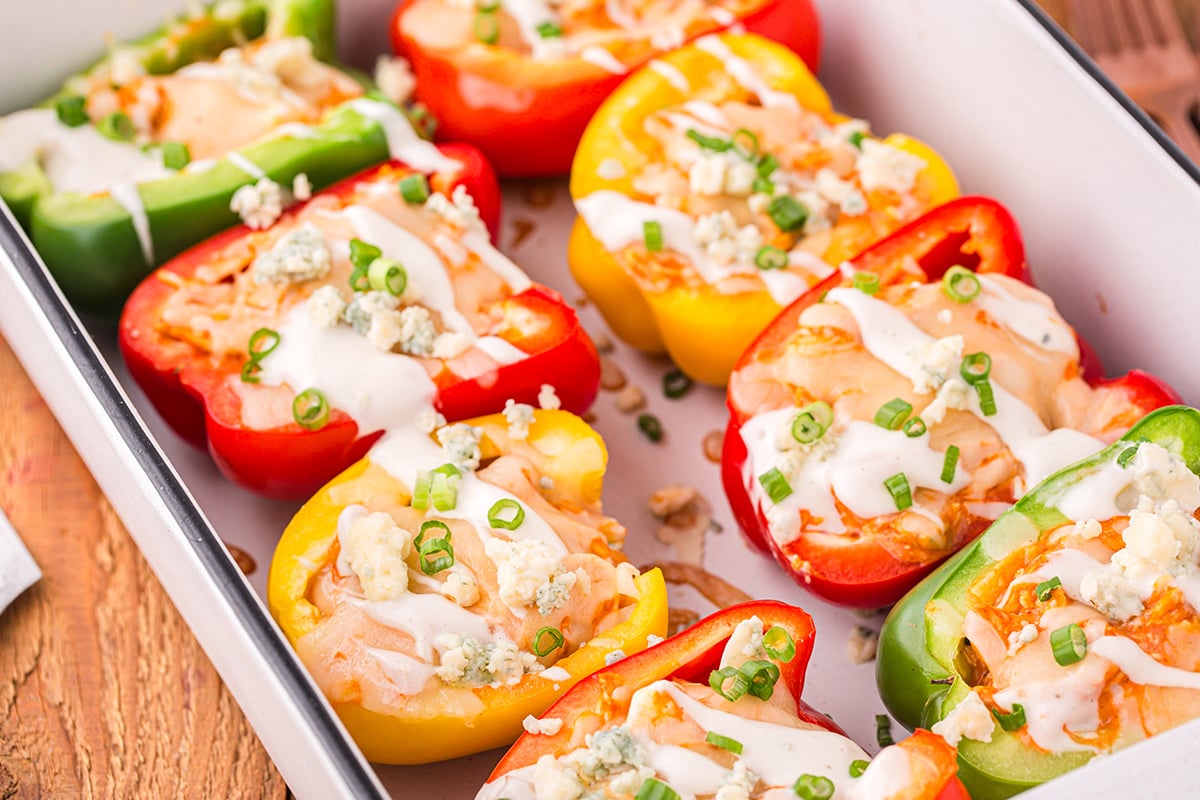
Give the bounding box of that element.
[269,121,318,140]
[642,741,728,797]
[473,336,530,366]
[363,645,436,694]
[846,744,911,800]
[1055,460,1130,523]
[350,591,495,661]
[992,651,1109,753]
[109,181,155,265]
[497,0,559,57]
[461,229,534,292]
[346,98,460,173]
[977,275,1076,355]
[226,150,265,178]
[649,59,690,93]
[580,46,628,74]
[694,35,800,110]
[1091,637,1200,690]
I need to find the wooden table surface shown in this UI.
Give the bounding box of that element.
[0,2,1194,798]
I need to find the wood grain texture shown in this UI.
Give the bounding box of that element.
[0,336,287,800]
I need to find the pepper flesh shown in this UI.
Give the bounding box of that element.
[877,405,1200,799]
[267,409,670,764]
[567,33,959,386]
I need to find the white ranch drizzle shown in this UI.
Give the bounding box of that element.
[109,181,155,266]
[349,590,496,661]
[346,98,460,173]
[1054,459,1130,524]
[693,35,799,110]
[648,59,690,93]
[461,229,534,292]
[496,0,558,56]
[362,645,436,694]
[580,46,628,75]
[991,651,1110,754]
[1091,636,1200,690]
[226,150,265,178]
[976,275,1076,355]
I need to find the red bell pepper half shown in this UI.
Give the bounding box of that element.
[480,601,966,800]
[120,153,599,500]
[723,197,1180,608]
[389,0,821,177]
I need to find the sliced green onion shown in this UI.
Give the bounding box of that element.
[704,731,743,754]
[849,759,870,778]
[368,257,407,296]
[637,413,663,442]
[903,416,927,438]
[55,94,88,127]
[874,398,913,431]
[754,245,788,271]
[763,625,796,662]
[876,714,894,747]
[415,520,454,574]
[960,352,992,384]
[474,8,500,43]
[535,20,563,37]
[532,626,564,657]
[248,327,280,359]
[848,131,867,149]
[739,659,780,700]
[411,470,432,510]
[883,472,912,511]
[349,238,382,271]
[431,463,462,479]
[708,665,749,702]
[791,402,832,444]
[992,702,1027,732]
[767,195,809,232]
[731,128,759,160]
[476,0,500,10]
[643,220,664,253]
[239,359,261,383]
[942,265,982,303]
[852,271,880,295]
[685,128,731,152]
[756,152,778,177]
[431,471,458,512]
[159,140,191,170]
[751,176,775,195]
[292,388,330,431]
[408,102,438,139]
[792,774,835,800]
[398,173,430,204]
[1050,623,1087,666]
[97,110,135,141]
[663,369,692,399]
[349,266,371,292]
[975,380,997,416]
[941,445,960,483]
[758,468,793,504]
[634,778,680,800]
[1036,576,1062,601]
[487,498,525,530]
[1117,444,1140,468]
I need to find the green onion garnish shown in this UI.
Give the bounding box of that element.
[411,470,432,510]
[849,759,870,778]
[97,111,135,141]
[349,266,371,292]
[708,665,749,701]
[634,778,680,800]
[876,714,894,747]
[852,271,880,295]
[975,380,997,416]
[292,388,330,431]
[1036,576,1061,601]
[1050,623,1087,666]
[1117,444,1140,468]
[739,659,780,700]
[903,416,927,438]
[240,360,261,383]
[992,703,1027,732]
[758,467,793,504]
[368,257,407,296]
[754,245,788,271]
[637,413,663,442]
[685,128,731,152]
[704,731,743,754]
[487,498,525,530]
[848,131,867,149]
[874,398,913,431]
[792,774,835,800]
[399,174,430,204]
[763,625,796,662]
[349,238,382,272]
[535,20,563,37]
[942,265,982,303]
[431,463,461,478]
[960,352,992,384]
[644,220,664,253]
[431,470,458,512]
[731,128,760,160]
[474,8,500,43]
[791,401,833,444]
[248,327,280,359]
[54,95,88,127]
[159,141,191,170]
[663,368,692,399]
[751,176,775,195]
[532,626,564,656]
[476,0,500,10]
[941,445,960,483]
[883,472,912,511]
[767,195,809,232]
[415,520,454,574]
[756,152,778,177]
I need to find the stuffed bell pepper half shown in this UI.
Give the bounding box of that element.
[568,32,958,385]
[878,406,1200,798]
[0,0,434,311]
[267,408,668,764]
[723,198,1180,608]
[477,601,967,799]
[390,0,820,177]
[120,157,598,499]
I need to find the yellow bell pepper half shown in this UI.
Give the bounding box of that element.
[568,33,959,386]
[267,409,669,764]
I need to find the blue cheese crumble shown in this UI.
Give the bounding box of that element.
[230,176,284,230]
[433,634,541,686]
[503,399,535,440]
[337,510,413,603]
[437,423,483,471]
[484,538,577,615]
[252,224,332,284]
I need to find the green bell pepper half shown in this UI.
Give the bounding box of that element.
[876,404,1200,800]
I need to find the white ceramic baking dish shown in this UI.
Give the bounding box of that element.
[2,0,1199,797]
